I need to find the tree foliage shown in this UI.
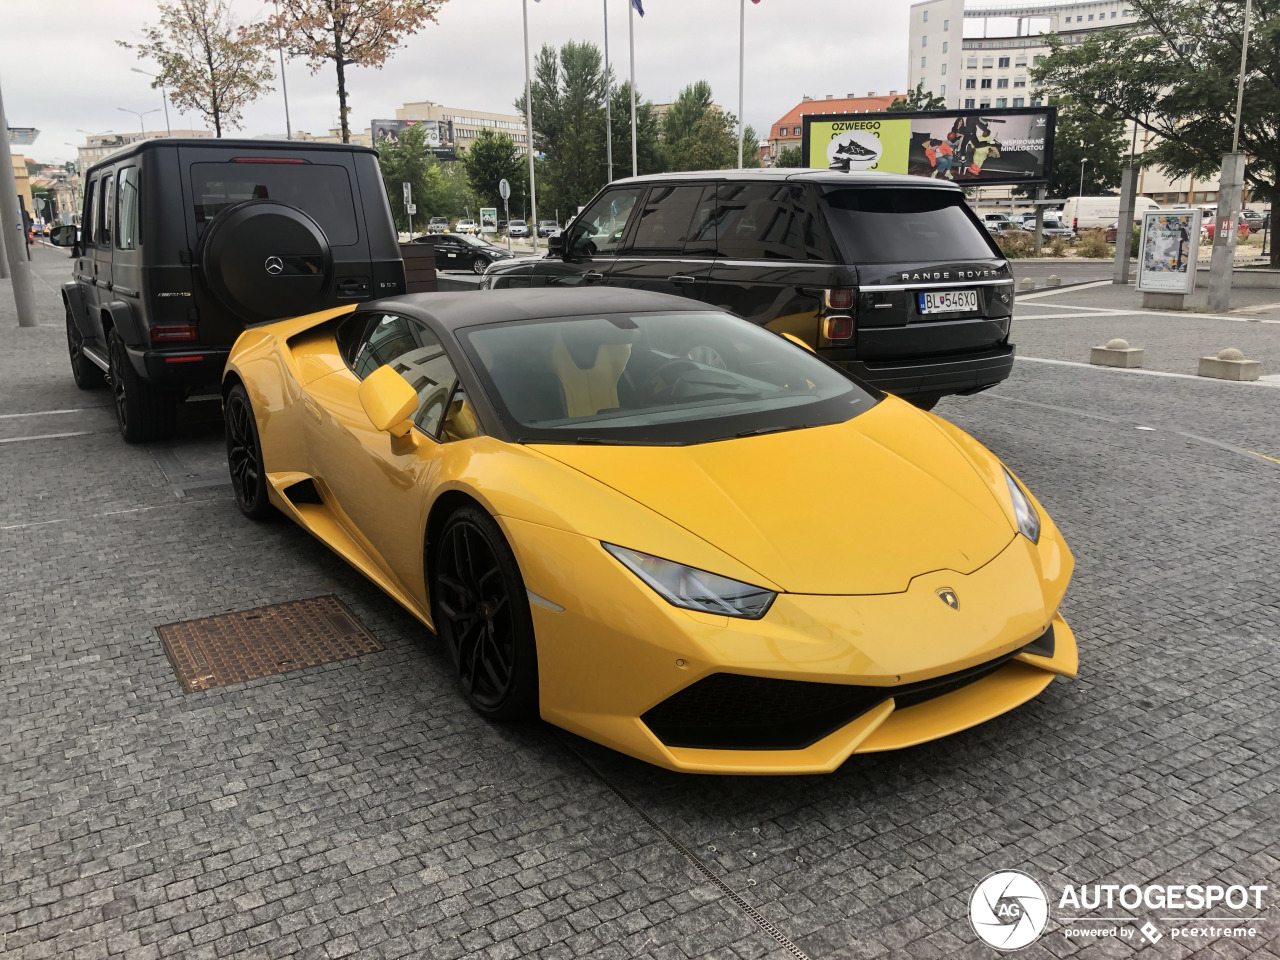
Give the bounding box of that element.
[271,0,447,144]
[375,123,444,232]
[1017,96,1126,200]
[118,0,273,137]
[1033,0,1280,261]
[662,81,745,172]
[888,80,947,112]
[463,129,526,215]
[774,145,803,168]
[609,80,663,178]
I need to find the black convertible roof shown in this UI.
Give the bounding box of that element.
[368,288,712,331]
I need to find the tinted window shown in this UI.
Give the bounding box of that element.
[461,311,875,446]
[83,179,97,246]
[630,185,708,254]
[116,166,141,250]
[98,174,114,247]
[823,188,997,264]
[713,182,837,261]
[351,314,459,437]
[568,187,643,257]
[190,162,359,245]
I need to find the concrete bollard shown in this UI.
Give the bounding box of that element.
[1197,347,1261,381]
[1046,274,1061,287]
[1019,277,1035,291]
[1090,338,1144,368]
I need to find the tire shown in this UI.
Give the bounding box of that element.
[66,302,105,390]
[108,331,178,443]
[224,383,275,520]
[430,506,539,720]
[471,256,489,275]
[908,392,944,412]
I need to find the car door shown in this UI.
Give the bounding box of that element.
[93,170,115,314]
[536,185,643,287]
[303,312,463,606]
[111,164,145,320]
[606,183,716,302]
[72,176,103,345]
[435,236,463,270]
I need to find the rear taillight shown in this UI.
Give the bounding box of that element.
[823,316,854,340]
[1073,217,1078,230]
[151,325,197,343]
[233,157,306,164]
[825,288,854,311]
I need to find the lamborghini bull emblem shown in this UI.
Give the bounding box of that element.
[936,588,959,610]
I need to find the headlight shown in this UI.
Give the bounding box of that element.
[602,544,776,619]
[1003,467,1041,544]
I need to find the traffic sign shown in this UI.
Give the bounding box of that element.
[498,178,511,201]
[405,203,417,215]
[402,182,412,203]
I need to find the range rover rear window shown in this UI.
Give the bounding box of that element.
[190,162,359,246]
[823,188,997,264]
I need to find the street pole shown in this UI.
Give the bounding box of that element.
[603,0,612,183]
[1079,158,1086,199]
[135,69,172,136]
[522,0,539,253]
[0,78,39,327]
[1113,118,1141,284]
[273,0,292,139]
[737,0,745,169]
[1208,0,1253,311]
[119,107,158,141]
[628,0,637,177]
[1232,0,1253,154]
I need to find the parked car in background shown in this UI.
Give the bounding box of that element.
[1061,195,1162,232]
[1201,214,1250,242]
[455,218,480,235]
[410,232,514,274]
[537,219,561,238]
[1241,209,1266,232]
[507,219,530,238]
[981,213,1019,234]
[427,217,449,234]
[988,221,1027,238]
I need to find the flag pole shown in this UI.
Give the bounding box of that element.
[629,0,637,177]
[737,0,745,168]
[523,0,538,252]
[604,0,613,182]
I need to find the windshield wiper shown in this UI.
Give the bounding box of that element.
[734,424,804,439]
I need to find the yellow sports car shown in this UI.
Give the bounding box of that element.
[223,289,1076,774]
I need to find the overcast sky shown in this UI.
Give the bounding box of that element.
[4,0,913,165]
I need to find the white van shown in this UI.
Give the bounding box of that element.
[1061,195,1162,232]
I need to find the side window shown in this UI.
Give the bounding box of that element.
[83,179,97,247]
[116,166,141,250]
[685,185,718,256]
[569,187,643,257]
[714,182,838,261]
[629,185,706,254]
[336,312,372,368]
[350,314,460,438]
[98,173,115,248]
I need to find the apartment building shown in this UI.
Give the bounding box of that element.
[765,93,899,163]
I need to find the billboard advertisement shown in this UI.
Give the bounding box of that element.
[479,207,498,234]
[802,107,1055,187]
[1136,210,1200,294]
[371,119,454,156]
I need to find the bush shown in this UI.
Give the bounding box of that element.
[996,232,1035,259]
[1048,235,1069,258]
[1130,224,1141,259]
[1076,228,1111,258]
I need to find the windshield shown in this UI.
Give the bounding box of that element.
[460,311,876,445]
[823,187,998,263]
[510,220,526,226]
[456,233,496,248]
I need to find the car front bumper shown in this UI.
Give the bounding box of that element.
[503,515,1075,774]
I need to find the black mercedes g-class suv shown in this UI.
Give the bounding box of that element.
[480,169,1014,409]
[50,138,405,441]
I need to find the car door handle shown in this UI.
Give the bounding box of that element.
[302,398,323,423]
[583,272,605,282]
[667,275,697,284]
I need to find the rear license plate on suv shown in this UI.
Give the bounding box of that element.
[918,290,979,314]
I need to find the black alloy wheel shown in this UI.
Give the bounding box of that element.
[471,255,489,275]
[224,383,274,520]
[431,506,538,719]
[108,331,178,443]
[65,303,104,389]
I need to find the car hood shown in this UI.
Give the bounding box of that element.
[530,398,1016,595]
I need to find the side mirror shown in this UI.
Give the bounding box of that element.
[358,365,418,437]
[49,224,77,247]
[441,394,479,442]
[546,231,564,257]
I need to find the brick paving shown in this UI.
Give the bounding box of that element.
[2,244,1278,959]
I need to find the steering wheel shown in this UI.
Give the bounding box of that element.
[647,358,699,402]
[686,345,727,370]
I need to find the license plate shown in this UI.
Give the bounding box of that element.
[918,289,979,314]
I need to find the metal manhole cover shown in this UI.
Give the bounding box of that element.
[158,595,383,693]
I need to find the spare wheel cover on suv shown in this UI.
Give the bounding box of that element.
[199,200,335,323]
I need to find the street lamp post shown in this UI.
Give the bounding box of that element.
[1079,159,1087,199]
[131,68,171,136]
[118,107,159,141]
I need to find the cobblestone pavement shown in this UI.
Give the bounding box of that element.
[2,244,1278,960]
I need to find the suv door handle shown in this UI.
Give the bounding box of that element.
[583,271,605,282]
[667,275,697,284]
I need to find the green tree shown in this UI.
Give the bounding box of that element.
[438,161,478,219]
[1016,96,1126,200]
[888,80,947,112]
[663,81,739,172]
[1033,0,1280,264]
[463,129,525,214]
[375,123,444,232]
[609,80,664,176]
[775,145,804,168]
[741,125,762,168]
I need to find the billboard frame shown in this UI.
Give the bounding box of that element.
[801,105,1057,188]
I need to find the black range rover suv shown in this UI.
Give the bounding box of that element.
[51,138,405,441]
[481,170,1014,409]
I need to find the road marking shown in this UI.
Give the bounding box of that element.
[1015,280,1114,300]
[0,498,228,532]
[0,408,95,420]
[1016,304,1280,323]
[1229,301,1280,313]
[1248,449,1280,464]
[1016,355,1280,386]
[0,431,93,444]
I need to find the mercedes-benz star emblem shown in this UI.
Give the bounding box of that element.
[264,256,284,275]
[936,588,959,610]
